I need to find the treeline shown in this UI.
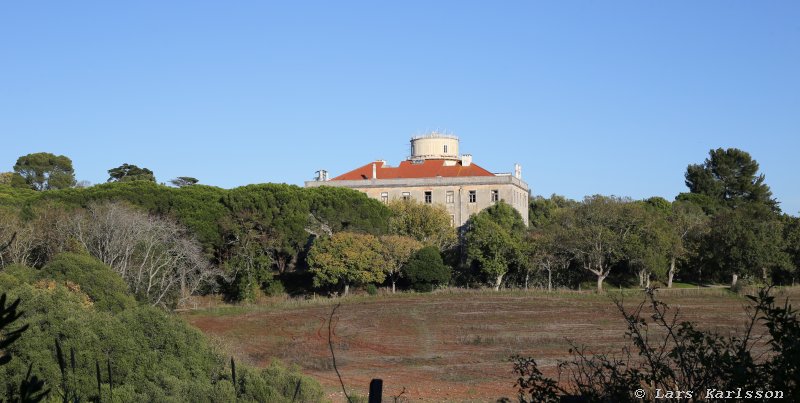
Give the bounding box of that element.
[519,148,799,291]
[2,148,799,305]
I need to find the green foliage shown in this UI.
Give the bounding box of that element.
[464,202,525,290]
[403,246,451,291]
[39,253,137,313]
[306,186,390,235]
[387,199,456,249]
[307,232,385,295]
[0,292,50,402]
[107,163,156,183]
[701,203,790,285]
[528,194,577,228]
[170,176,199,187]
[365,284,378,295]
[684,148,778,211]
[12,152,77,191]
[378,234,423,292]
[0,279,325,402]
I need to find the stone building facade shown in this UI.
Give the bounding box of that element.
[305,133,530,227]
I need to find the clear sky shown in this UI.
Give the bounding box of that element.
[2,2,798,214]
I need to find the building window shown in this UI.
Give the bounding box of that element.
[424,191,432,204]
[381,192,388,203]
[491,190,499,202]
[450,214,455,227]
[402,192,411,200]
[446,191,454,204]
[443,145,448,153]
[468,190,476,203]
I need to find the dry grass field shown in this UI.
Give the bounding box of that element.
[182,287,799,402]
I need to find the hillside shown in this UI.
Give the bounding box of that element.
[184,287,800,402]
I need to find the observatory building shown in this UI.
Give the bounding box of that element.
[305,133,529,227]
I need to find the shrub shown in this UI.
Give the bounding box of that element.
[403,246,451,292]
[0,281,326,402]
[365,284,378,295]
[39,253,136,313]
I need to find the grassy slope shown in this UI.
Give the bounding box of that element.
[183,287,800,402]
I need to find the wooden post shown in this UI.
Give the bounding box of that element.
[368,379,383,403]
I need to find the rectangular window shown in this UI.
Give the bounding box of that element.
[446,191,454,204]
[444,145,448,153]
[491,190,499,202]
[468,190,476,203]
[450,214,455,227]
[402,192,410,200]
[381,192,388,203]
[424,191,432,204]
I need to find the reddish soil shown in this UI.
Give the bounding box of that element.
[182,287,798,402]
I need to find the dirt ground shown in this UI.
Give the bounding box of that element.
[182,287,798,402]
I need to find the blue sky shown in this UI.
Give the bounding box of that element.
[2,2,798,214]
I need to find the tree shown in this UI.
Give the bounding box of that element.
[170,177,199,187]
[783,215,800,285]
[70,202,219,308]
[625,203,671,289]
[12,152,76,191]
[528,194,577,229]
[684,148,778,211]
[702,203,790,288]
[107,163,156,183]
[565,196,636,292]
[307,232,384,296]
[526,229,571,292]
[388,199,457,250]
[464,202,525,290]
[664,201,708,287]
[378,235,422,293]
[403,246,451,291]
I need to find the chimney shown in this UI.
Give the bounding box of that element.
[315,170,328,181]
[514,163,522,179]
[461,154,472,167]
[372,163,377,179]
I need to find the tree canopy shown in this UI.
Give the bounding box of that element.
[388,199,457,250]
[107,163,156,183]
[307,232,385,296]
[464,202,526,290]
[12,152,76,191]
[170,177,199,187]
[684,148,777,211]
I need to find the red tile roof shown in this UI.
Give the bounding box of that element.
[331,159,495,180]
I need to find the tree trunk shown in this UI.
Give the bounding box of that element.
[391,279,396,294]
[493,273,504,291]
[343,283,350,297]
[524,272,529,290]
[668,256,676,288]
[645,273,651,289]
[547,269,552,292]
[596,274,605,292]
[731,273,738,289]
[761,267,769,283]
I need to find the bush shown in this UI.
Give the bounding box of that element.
[264,279,286,297]
[365,284,378,295]
[0,281,326,402]
[403,246,451,292]
[39,253,137,313]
